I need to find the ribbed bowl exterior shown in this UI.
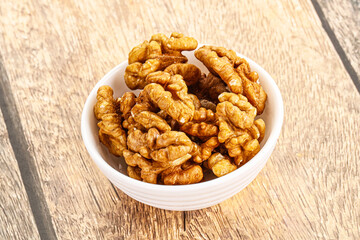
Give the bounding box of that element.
[81,46,283,211]
[109,158,268,210]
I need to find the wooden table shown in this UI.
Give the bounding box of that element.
[1,0,359,239]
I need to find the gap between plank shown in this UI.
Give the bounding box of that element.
[311,0,360,94]
[0,55,58,240]
[183,211,186,232]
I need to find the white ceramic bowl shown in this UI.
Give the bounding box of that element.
[81,47,284,211]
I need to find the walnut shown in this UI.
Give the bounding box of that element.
[164,63,202,86]
[191,137,220,163]
[150,130,193,163]
[132,111,171,133]
[151,32,198,51]
[161,164,203,185]
[200,99,217,112]
[127,127,193,164]
[125,33,197,90]
[195,45,267,114]
[193,107,217,122]
[125,128,195,184]
[117,92,145,133]
[217,92,257,130]
[181,122,217,138]
[235,62,267,114]
[157,110,179,130]
[225,134,260,166]
[216,92,265,166]
[125,91,171,133]
[94,85,117,120]
[94,86,127,156]
[154,54,188,69]
[254,118,266,143]
[180,107,218,137]
[188,94,201,110]
[123,150,167,184]
[98,113,127,157]
[118,92,136,119]
[144,72,195,124]
[127,129,153,159]
[189,73,228,102]
[126,166,142,181]
[222,134,261,165]
[128,41,149,64]
[206,153,237,177]
[122,115,145,133]
[195,46,243,93]
[124,60,162,90]
[145,71,193,102]
[93,34,269,185]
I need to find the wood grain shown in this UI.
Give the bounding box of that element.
[317,0,360,80]
[0,1,184,239]
[0,109,40,239]
[0,0,359,239]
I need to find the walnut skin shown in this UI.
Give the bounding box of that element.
[123,150,166,184]
[189,73,228,103]
[150,130,193,163]
[236,62,267,114]
[216,92,265,166]
[195,46,243,93]
[217,92,257,130]
[125,32,197,90]
[164,63,202,86]
[200,99,217,112]
[180,107,218,138]
[144,72,195,124]
[207,153,237,177]
[191,137,220,163]
[127,166,142,181]
[124,60,162,90]
[195,45,267,114]
[127,127,193,164]
[94,33,269,185]
[118,92,136,119]
[94,86,127,156]
[124,128,195,184]
[98,113,127,157]
[94,85,117,120]
[161,164,203,185]
[150,32,198,52]
[128,91,171,133]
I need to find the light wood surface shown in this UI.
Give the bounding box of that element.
[318,0,360,79]
[0,0,359,239]
[0,110,40,240]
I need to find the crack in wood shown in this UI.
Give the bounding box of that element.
[88,183,102,212]
[183,211,186,232]
[0,55,57,240]
[110,182,121,201]
[311,0,360,93]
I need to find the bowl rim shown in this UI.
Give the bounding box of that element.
[81,50,284,192]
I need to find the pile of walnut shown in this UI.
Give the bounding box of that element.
[94,32,267,185]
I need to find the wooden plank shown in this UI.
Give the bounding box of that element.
[0,55,57,239]
[0,1,184,239]
[185,0,360,238]
[0,0,359,239]
[0,108,40,239]
[316,0,360,86]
